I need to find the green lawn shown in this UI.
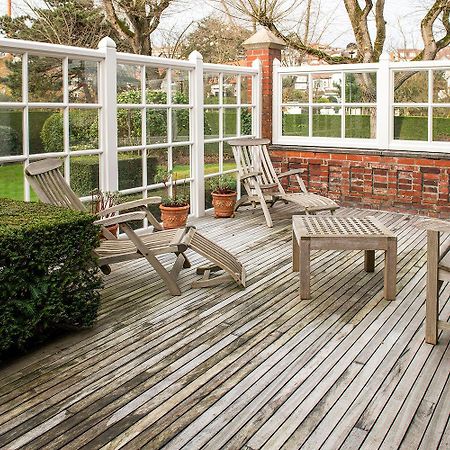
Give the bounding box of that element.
[0,161,236,201]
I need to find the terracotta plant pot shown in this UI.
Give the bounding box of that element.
[159,204,190,229]
[211,191,237,218]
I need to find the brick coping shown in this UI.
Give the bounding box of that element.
[270,145,450,161]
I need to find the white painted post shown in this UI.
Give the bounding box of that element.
[271,57,281,143]
[377,52,391,150]
[252,58,263,138]
[189,50,205,217]
[98,37,118,192]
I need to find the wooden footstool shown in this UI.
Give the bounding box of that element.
[292,216,397,300]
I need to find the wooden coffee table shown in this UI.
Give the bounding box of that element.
[292,216,397,300]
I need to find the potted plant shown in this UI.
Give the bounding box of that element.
[155,168,190,229]
[90,189,121,237]
[209,175,237,218]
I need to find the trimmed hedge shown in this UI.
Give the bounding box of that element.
[0,199,102,358]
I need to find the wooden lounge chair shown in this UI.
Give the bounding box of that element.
[25,159,246,296]
[417,219,450,344]
[228,138,339,227]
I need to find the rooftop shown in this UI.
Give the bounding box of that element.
[0,206,448,449]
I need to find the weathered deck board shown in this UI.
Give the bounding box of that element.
[0,206,448,450]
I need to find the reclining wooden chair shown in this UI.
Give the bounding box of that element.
[417,219,450,344]
[25,159,246,296]
[228,138,339,227]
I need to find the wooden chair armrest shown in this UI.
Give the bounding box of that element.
[240,171,262,181]
[260,183,279,190]
[98,197,162,216]
[94,211,147,227]
[416,219,450,233]
[277,169,305,178]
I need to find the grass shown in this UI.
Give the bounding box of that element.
[0,161,236,202]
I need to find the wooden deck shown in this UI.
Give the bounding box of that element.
[0,206,449,450]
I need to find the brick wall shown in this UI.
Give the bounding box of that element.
[270,146,450,218]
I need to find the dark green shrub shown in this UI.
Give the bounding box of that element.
[0,199,102,358]
[41,110,98,152]
[40,112,64,152]
[0,125,20,157]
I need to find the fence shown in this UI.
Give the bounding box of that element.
[272,56,450,153]
[0,37,261,218]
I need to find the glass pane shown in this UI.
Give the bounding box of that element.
[282,106,308,136]
[312,73,342,103]
[147,147,168,185]
[241,107,253,136]
[433,70,450,103]
[223,141,236,170]
[241,76,252,104]
[146,109,167,144]
[118,151,143,190]
[393,107,428,141]
[146,188,165,222]
[0,53,22,102]
[312,107,342,137]
[70,155,99,197]
[204,73,219,104]
[224,108,237,137]
[172,109,190,142]
[69,109,99,150]
[117,108,142,147]
[30,108,64,154]
[0,161,24,200]
[146,67,167,104]
[345,107,376,139]
[204,108,220,138]
[223,75,237,104]
[117,64,142,104]
[0,109,23,157]
[432,107,450,142]
[345,72,376,103]
[205,142,220,175]
[28,56,63,102]
[205,175,219,210]
[394,71,428,103]
[172,145,190,179]
[282,75,309,103]
[172,70,189,104]
[68,59,98,103]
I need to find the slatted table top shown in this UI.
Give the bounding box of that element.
[293,216,396,239]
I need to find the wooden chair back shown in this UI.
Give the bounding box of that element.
[25,159,86,212]
[230,138,285,196]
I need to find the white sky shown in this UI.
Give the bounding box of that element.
[0,0,440,50]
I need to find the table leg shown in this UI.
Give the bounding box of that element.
[293,230,299,272]
[384,237,397,301]
[364,250,375,272]
[299,238,311,300]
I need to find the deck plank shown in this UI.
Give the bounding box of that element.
[0,206,448,450]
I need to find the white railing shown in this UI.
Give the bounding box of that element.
[0,37,261,216]
[273,55,450,153]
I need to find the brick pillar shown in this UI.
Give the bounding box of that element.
[243,29,285,141]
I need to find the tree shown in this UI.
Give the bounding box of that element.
[179,15,251,63]
[0,0,122,49]
[102,0,182,55]
[217,0,450,64]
